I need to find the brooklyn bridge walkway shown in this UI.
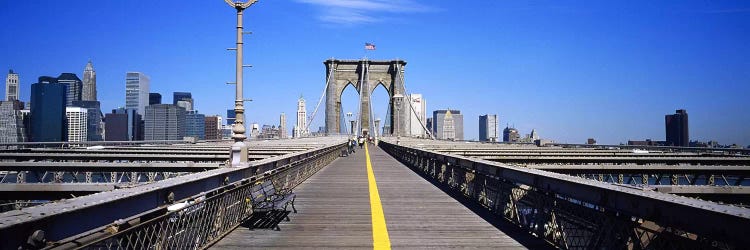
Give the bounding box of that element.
[212,143,539,249]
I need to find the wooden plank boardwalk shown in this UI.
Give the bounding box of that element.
[211,144,530,249]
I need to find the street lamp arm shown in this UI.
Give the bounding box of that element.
[225,0,258,9]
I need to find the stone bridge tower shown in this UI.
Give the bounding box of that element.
[324,59,407,137]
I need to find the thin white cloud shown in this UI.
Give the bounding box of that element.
[296,0,435,25]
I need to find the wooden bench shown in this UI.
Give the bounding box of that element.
[246,180,297,230]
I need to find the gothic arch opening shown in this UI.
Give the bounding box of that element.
[339,82,360,135]
[325,59,407,136]
[370,82,390,137]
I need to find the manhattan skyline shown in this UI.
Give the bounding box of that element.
[1,1,748,145]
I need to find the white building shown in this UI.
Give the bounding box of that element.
[293,96,308,138]
[479,114,498,142]
[5,70,19,101]
[279,113,287,138]
[66,107,88,142]
[409,94,427,137]
[442,110,456,140]
[251,123,260,138]
[176,100,193,111]
[125,72,150,117]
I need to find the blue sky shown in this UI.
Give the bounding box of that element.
[1,1,748,145]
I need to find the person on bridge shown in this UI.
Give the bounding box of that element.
[358,136,364,149]
[349,138,356,154]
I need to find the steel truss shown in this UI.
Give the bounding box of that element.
[68,146,339,249]
[380,141,749,250]
[0,140,347,250]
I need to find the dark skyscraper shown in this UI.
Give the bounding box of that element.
[185,110,206,140]
[30,76,67,142]
[149,93,162,105]
[58,73,83,107]
[173,92,193,110]
[173,92,192,105]
[105,108,142,141]
[665,109,689,147]
[227,109,236,126]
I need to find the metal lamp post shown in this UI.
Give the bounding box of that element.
[374,118,381,138]
[225,0,257,167]
[374,117,381,145]
[393,94,404,144]
[346,112,354,135]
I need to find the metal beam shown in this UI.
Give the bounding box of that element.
[0,162,220,172]
[0,183,116,200]
[528,164,750,175]
[0,137,347,249]
[379,139,750,248]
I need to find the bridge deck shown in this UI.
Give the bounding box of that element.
[212,144,527,249]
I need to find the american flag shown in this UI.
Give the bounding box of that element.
[365,42,376,50]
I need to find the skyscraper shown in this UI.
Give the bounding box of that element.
[125,72,150,117]
[426,118,433,134]
[144,104,185,140]
[0,100,28,143]
[442,110,456,140]
[82,60,97,101]
[149,93,162,105]
[293,96,308,138]
[409,94,427,137]
[204,116,222,141]
[58,73,83,106]
[226,109,236,126]
[279,113,287,138]
[665,109,689,147]
[66,107,88,143]
[185,110,206,140]
[530,129,539,141]
[30,76,67,142]
[5,70,19,101]
[105,108,142,141]
[433,109,464,140]
[479,114,498,142]
[173,92,193,111]
[72,100,103,141]
[503,126,520,142]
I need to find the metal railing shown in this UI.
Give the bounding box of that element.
[0,139,346,250]
[380,141,750,249]
[48,143,340,250]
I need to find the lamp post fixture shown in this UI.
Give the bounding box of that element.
[225,0,257,166]
[393,94,404,143]
[351,120,357,137]
[346,112,354,135]
[374,118,381,138]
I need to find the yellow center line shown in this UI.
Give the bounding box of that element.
[365,143,391,249]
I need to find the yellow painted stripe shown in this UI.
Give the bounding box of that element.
[365,143,391,249]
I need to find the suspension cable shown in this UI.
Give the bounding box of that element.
[305,62,334,133]
[399,63,435,140]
